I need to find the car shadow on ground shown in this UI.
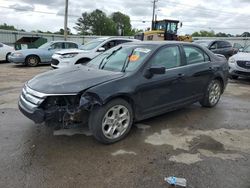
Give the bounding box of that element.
[9,63,51,68]
[229,77,250,85]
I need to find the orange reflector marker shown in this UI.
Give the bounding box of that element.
[129,55,140,62]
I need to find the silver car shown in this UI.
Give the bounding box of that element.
[51,37,139,69]
[9,41,81,67]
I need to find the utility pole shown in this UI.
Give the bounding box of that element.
[64,0,68,41]
[151,0,158,30]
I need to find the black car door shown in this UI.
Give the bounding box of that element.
[182,45,213,97]
[135,45,190,117]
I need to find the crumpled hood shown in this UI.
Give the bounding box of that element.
[232,52,250,61]
[27,66,124,94]
[55,49,90,55]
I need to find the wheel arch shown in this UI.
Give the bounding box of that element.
[75,57,91,64]
[80,92,137,119]
[5,52,11,61]
[213,76,225,93]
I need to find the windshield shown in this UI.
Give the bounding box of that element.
[243,45,250,52]
[87,45,153,72]
[38,42,52,49]
[80,39,105,50]
[194,40,211,47]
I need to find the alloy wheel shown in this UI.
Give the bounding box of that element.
[102,105,130,140]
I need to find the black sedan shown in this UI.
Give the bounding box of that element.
[19,41,228,144]
[194,40,236,59]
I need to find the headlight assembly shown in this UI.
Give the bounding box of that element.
[61,53,78,59]
[228,58,236,64]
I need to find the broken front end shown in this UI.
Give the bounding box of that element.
[19,84,100,128]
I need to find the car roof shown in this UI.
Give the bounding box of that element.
[123,41,195,47]
[49,40,79,43]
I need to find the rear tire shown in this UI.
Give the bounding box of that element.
[200,80,222,108]
[26,55,40,67]
[88,98,133,144]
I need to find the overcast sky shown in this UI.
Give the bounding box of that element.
[0,0,250,35]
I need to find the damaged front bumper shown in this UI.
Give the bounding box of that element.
[19,85,47,123]
[18,84,98,124]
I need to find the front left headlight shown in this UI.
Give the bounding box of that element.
[228,57,236,64]
[61,53,78,59]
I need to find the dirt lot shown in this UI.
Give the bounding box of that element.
[0,62,250,188]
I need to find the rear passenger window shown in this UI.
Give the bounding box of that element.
[65,42,78,49]
[116,40,132,45]
[183,46,210,64]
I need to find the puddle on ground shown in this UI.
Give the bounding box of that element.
[111,149,137,156]
[169,153,202,164]
[145,128,250,152]
[198,149,244,161]
[135,123,151,131]
[145,128,250,164]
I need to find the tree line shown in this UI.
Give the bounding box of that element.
[191,30,250,37]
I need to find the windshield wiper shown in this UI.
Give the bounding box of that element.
[99,46,122,69]
[121,49,135,72]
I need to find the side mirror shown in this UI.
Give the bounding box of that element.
[239,48,243,52]
[48,47,52,51]
[144,66,165,79]
[97,47,105,52]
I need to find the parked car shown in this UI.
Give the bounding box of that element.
[0,42,14,62]
[194,40,237,59]
[8,41,81,67]
[228,45,250,79]
[19,41,228,144]
[51,37,139,68]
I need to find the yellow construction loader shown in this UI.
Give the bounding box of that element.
[135,19,192,42]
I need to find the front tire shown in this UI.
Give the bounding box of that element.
[26,55,40,67]
[88,98,133,144]
[200,80,222,107]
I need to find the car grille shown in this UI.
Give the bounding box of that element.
[20,85,46,110]
[237,61,250,69]
[51,59,59,65]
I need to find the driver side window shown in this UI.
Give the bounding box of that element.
[210,42,217,49]
[149,46,181,69]
[102,40,116,51]
[50,42,63,49]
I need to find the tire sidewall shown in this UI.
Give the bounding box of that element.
[26,56,39,67]
[206,80,222,107]
[89,98,133,144]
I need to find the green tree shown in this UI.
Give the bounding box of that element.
[192,30,215,37]
[74,12,91,35]
[111,12,132,36]
[54,28,72,35]
[0,23,25,31]
[88,9,116,35]
[74,9,116,35]
[74,10,136,36]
